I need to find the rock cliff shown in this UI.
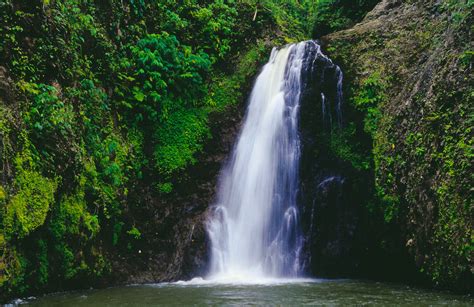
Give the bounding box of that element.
[320,0,472,290]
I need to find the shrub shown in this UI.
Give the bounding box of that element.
[312,0,380,37]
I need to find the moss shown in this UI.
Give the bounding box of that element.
[36,239,49,286]
[0,186,5,202]
[352,72,386,137]
[153,108,210,177]
[311,0,379,37]
[126,227,141,240]
[325,0,473,289]
[50,188,100,241]
[459,50,474,68]
[329,123,371,170]
[206,40,269,111]
[0,233,6,286]
[3,166,57,239]
[157,182,173,194]
[0,247,28,296]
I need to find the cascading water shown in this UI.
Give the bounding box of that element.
[206,40,343,281]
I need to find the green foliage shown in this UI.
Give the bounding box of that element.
[154,109,209,177]
[115,32,212,181]
[459,50,473,69]
[149,1,242,63]
[424,89,474,286]
[0,187,5,202]
[207,40,269,110]
[50,187,100,242]
[126,227,141,240]
[157,182,173,194]
[353,72,385,137]
[326,5,473,289]
[257,0,317,41]
[329,123,371,170]
[0,0,309,300]
[377,188,400,223]
[440,0,474,25]
[118,32,211,122]
[24,84,75,140]
[0,247,28,295]
[49,186,106,281]
[3,162,56,239]
[84,134,129,217]
[188,1,238,61]
[311,0,380,37]
[112,222,124,246]
[36,240,49,286]
[0,232,6,286]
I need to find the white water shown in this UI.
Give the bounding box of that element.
[206,42,313,281]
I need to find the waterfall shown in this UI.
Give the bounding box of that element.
[206,41,338,281]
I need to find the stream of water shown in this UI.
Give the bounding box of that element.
[13,279,473,306]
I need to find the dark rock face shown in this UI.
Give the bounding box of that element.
[0,66,15,104]
[296,45,366,277]
[303,176,360,276]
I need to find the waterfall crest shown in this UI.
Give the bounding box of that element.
[207,41,337,281]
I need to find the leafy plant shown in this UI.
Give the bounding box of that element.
[311,0,380,37]
[353,72,385,137]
